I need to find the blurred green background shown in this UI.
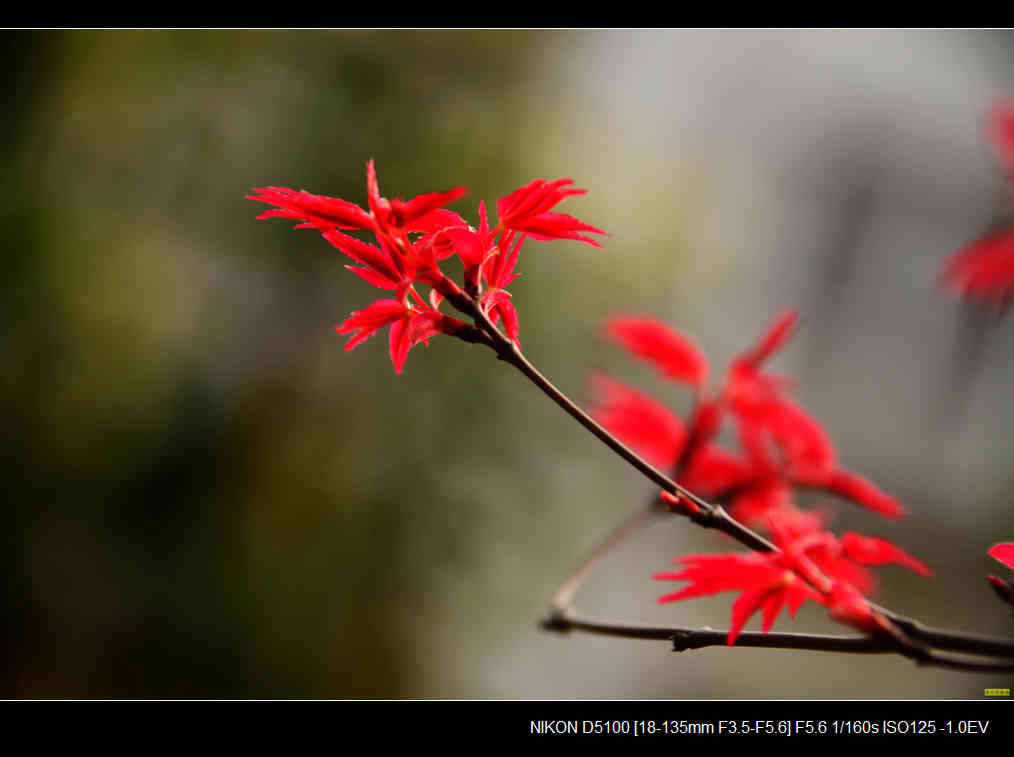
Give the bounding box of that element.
[4,29,1014,698]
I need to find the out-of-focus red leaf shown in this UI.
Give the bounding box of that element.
[589,373,686,468]
[940,229,1014,308]
[734,309,799,370]
[823,470,906,520]
[988,101,1014,175]
[839,532,932,577]
[605,316,710,387]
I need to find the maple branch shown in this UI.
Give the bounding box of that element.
[542,609,894,653]
[869,616,1014,672]
[448,293,774,554]
[442,289,1014,671]
[543,611,1014,671]
[539,491,1014,670]
[865,612,1014,659]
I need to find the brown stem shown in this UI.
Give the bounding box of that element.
[543,608,893,652]
[463,300,775,554]
[544,610,1014,671]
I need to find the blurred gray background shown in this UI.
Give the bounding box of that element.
[4,29,1014,698]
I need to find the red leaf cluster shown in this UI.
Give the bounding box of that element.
[656,511,930,644]
[594,310,905,525]
[591,311,928,642]
[250,162,603,372]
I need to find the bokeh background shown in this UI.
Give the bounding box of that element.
[4,29,1014,699]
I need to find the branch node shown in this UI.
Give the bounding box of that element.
[540,609,573,634]
[671,631,694,653]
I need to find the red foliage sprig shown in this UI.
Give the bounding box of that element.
[250,161,604,372]
[592,310,929,643]
[594,310,905,527]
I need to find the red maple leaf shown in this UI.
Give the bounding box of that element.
[592,310,905,526]
[940,101,1014,308]
[589,372,687,468]
[252,161,604,371]
[496,178,606,246]
[941,229,1014,308]
[655,509,930,644]
[783,521,932,598]
[335,299,467,374]
[655,550,823,646]
[604,317,709,387]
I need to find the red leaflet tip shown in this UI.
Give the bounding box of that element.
[826,470,906,520]
[987,575,1014,605]
[497,178,606,244]
[940,231,1014,308]
[737,309,800,369]
[605,316,710,386]
[661,490,700,516]
[838,532,932,578]
[987,574,1009,591]
[989,542,1014,571]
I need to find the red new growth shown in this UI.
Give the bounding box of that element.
[655,512,929,644]
[660,489,700,517]
[940,101,1014,308]
[335,300,467,375]
[591,310,905,527]
[941,230,1014,308]
[595,311,929,641]
[589,373,687,468]
[605,317,709,387]
[655,552,822,646]
[250,161,604,371]
[497,178,605,246]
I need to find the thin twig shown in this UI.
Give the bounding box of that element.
[463,300,774,553]
[544,611,1014,671]
[550,499,667,613]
